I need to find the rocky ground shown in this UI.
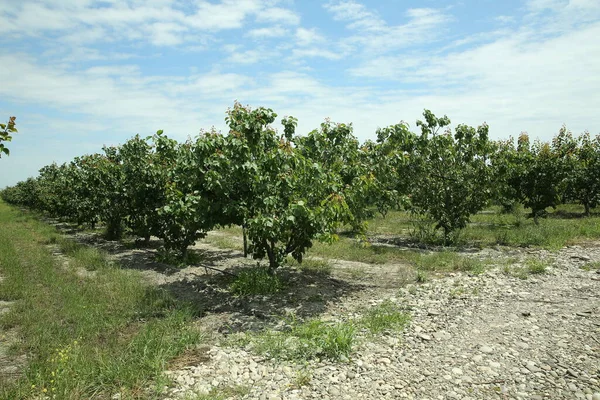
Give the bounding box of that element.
[31,224,600,400]
[160,244,600,400]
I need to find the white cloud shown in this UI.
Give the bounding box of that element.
[149,22,188,46]
[291,48,343,60]
[247,26,288,38]
[324,0,384,31]
[324,3,451,55]
[2,0,600,189]
[226,49,264,64]
[255,6,300,25]
[295,28,324,46]
[495,15,516,24]
[0,0,299,47]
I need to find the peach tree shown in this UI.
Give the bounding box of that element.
[408,110,494,243]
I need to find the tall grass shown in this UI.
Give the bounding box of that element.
[0,202,201,399]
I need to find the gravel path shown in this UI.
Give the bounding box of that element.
[165,245,600,400]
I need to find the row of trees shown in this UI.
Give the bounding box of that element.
[2,104,599,269]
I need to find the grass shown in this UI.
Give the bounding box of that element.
[310,240,412,265]
[203,234,244,252]
[415,270,429,283]
[369,204,600,250]
[201,204,599,276]
[229,266,284,296]
[291,368,313,388]
[287,258,332,276]
[525,258,548,274]
[185,385,250,400]
[581,261,600,271]
[228,300,409,362]
[360,300,410,334]
[205,208,586,275]
[0,202,202,399]
[229,317,356,362]
[410,251,488,274]
[502,258,550,279]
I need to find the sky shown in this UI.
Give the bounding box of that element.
[1,0,599,187]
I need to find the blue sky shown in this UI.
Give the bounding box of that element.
[1,0,599,187]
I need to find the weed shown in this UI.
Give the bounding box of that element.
[449,287,466,299]
[411,251,487,274]
[360,300,410,334]
[287,258,332,276]
[188,385,249,400]
[581,261,600,271]
[525,259,548,274]
[204,234,244,252]
[348,266,368,280]
[229,267,284,296]
[246,318,355,361]
[291,368,313,388]
[415,270,428,283]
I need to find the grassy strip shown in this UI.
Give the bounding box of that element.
[227,301,410,362]
[207,204,600,271]
[369,205,600,250]
[0,202,201,399]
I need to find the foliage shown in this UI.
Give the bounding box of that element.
[0,116,17,157]
[554,128,600,215]
[225,103,354,271]
[229,266,284,296]
[517,134,564,223]
[2,103,600,267]
[297,119,375,231]
[406,110,494,243]
[370,122,415,216]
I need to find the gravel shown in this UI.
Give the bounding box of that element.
[163,245,600,399]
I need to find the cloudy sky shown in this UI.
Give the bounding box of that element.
[1,0,599,187]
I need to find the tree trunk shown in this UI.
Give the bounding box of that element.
[584,202,590,217]
[242,223,248,258]
[144,234,151,245]
[265,241,277,274]
[180,245,188,261]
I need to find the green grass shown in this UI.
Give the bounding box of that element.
[581,261,600,271]
[185,385,250,400]
[203,234,244,252]
[369,204,600,250]
[360,300,410,334]
[229,266,284,296]
[228,301,409,362]
[410,251,488,274]
[291,368,313,388]
[229,317,356,362]
[286,258,332,276]
[525,258,548,274]
[502,258,550,279]
[0,202,202,399]
[203,206,595,272]
[309,240,414,265]
[415,270,429,283]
